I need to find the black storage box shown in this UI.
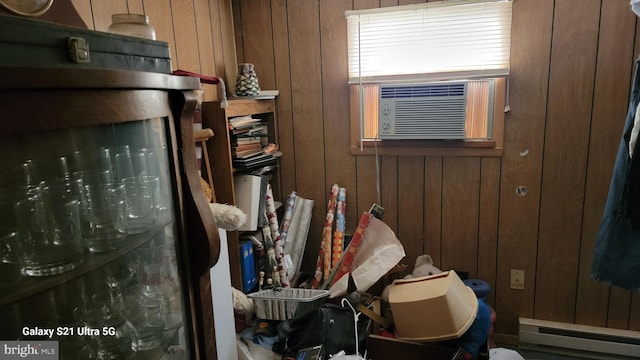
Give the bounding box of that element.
[0,15,171,73]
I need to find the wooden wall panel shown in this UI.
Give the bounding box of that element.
[535,0,600,323]
[193,0,217,102]
[215,0,238,97]
[232,0,243,64]
[607,289,631,329]
[630,296,640,331]
[381,156,399,234]
[495,0,553,335]
[356,156,379,223]
[145,0,178,70]
[354,0,379,9]
[91,0,128,31]
[352,0,381,250]
[170,0,201,72]
[478,157,500,306]
[441,157,480,277]
[397,157,425,267]
[271,0,296,198]
[287,0,327,274]
[238,1,275,90]
[127,0,143,14]
[425,156,442,268]
[575,0,636,327]
[320,0,359,233]
[70,0,93,28]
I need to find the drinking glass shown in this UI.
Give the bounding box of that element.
[0,229,22,290]
[129,300,165,355]
[131,149,149,182]
[87,288,135,360]
[133,243,179,307]
[114,145,135,182]
[83,182,127,253]
[140,175,162,213]
[97,147,115,174]
[40,177,91,248]
[14,192,84,276]
[145,147,171,212]
[120,177,156,234]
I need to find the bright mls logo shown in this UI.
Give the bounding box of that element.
[0,341,58,359]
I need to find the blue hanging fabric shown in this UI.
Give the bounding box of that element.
[591,57,640,291]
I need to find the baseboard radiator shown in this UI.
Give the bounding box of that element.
[518,317,640,359]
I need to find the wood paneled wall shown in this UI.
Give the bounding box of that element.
[73,0,640,339]
[233,0,640,337]
[70,0,236,103]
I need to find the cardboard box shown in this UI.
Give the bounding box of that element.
[367,334,489,360]
[388,270,478,341]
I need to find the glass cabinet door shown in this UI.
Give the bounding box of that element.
[0,117,192,359]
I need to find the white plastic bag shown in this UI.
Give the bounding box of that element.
[329,215,405,298]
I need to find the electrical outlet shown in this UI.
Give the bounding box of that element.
[510,269,525,290]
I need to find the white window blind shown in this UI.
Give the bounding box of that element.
[346,0,513,84]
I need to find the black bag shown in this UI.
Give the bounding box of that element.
[275,303,371,356]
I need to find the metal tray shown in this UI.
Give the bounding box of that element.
[248,288,330,320]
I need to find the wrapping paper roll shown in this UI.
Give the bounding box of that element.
[283,197,302,254]
[313,184,339,287]
[323,184,339,281]
[261,211,278,282]
[290,198,314,283]
[283,196,303,278]
[328,212,371,288]
[279,191,297,248]
[332,187,346,269]
[266,184,288,286]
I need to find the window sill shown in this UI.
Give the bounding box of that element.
[350,140,503,157]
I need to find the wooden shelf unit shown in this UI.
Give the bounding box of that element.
[203,97,281,290]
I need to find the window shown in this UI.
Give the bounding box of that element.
[346,0,512,155]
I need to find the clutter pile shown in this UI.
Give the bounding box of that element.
[232,184,512,360]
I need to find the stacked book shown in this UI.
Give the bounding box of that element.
[229,115,280,173]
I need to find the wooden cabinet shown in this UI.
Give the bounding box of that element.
[203,97,281,290]
[0,66,220,360]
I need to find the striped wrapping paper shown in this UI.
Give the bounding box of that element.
[323,184,339,281]
[279,191,297,248]
[261,211,278,284]
[332,187,346,269]
[265,184,288,287]
[312,184,339,288]
[328,212,371,288]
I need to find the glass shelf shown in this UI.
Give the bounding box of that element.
[0,212,172,307]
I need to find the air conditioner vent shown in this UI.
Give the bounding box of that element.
[378,81,468,140]
[380,83,466,99]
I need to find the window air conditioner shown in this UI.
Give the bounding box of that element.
[378,81,468,140]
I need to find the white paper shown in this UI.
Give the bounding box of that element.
[329,215,405,297]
